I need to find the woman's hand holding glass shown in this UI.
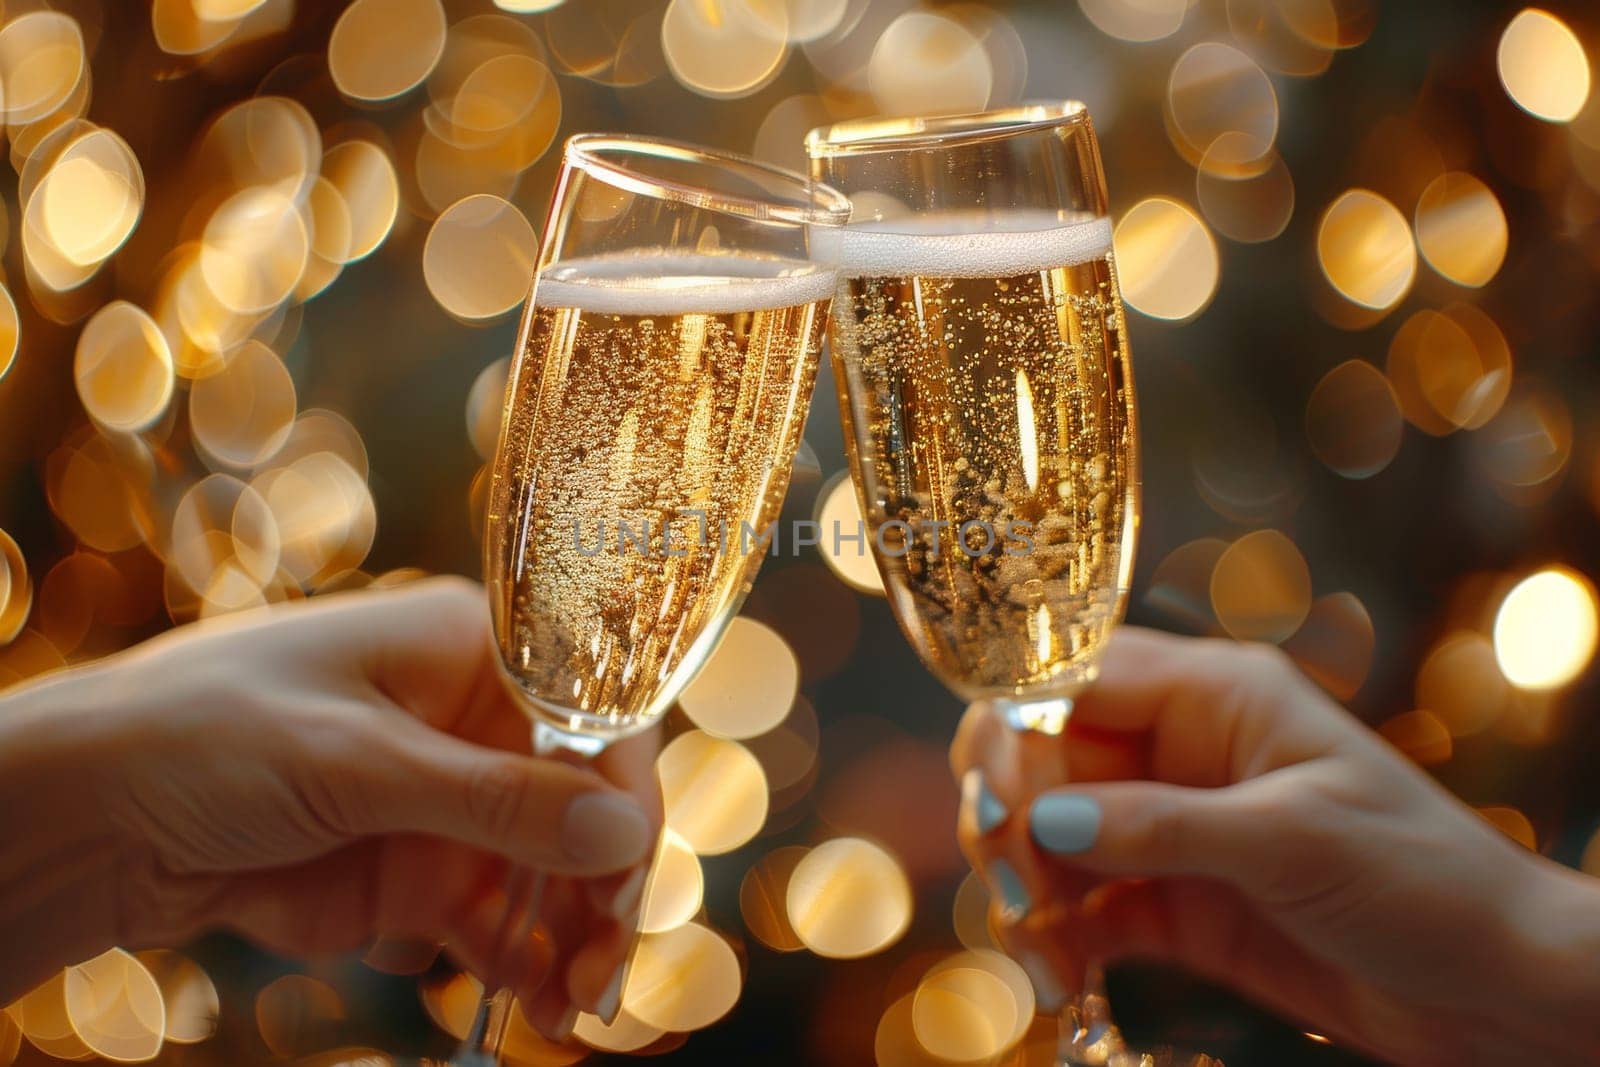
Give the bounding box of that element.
[0,578,660,1033]
[952,627,1600,1066]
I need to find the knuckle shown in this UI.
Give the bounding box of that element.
[467,758,530,843]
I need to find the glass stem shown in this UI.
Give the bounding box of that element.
[456,721,603,1063]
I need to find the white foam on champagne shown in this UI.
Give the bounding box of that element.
[840,212,1113,279]
[534,252,837,315]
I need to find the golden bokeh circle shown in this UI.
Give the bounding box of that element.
[253,451,376,587]
[1210,529,1313,643]
[201,186,310,314]
[466,357,511,461]
[169,473,282,600]
[1478,806,1538,850]
[1078,0,1188,44]
[189,339,297,468]
[1494,567,1599,690]
[867,11,993,118]
[132,950,218,1046]
[423,194,539,322]
[1196,145,1294,243]
[1497,8,1591,123]
[45,431,146,554]
[641,828,705,934]
[10,968,94,1060]
[912,950,1034,1061]
[322,140,399,262]
[659,730,770,855]
[62,947,166,1063]
[740,845,809,952]
[328,0,447,103]
[951,871,996,952]
[0,12,86,127]
[814,471,886,595]
[199,96,321,202]
[1281,591,1375,701]
[0,284,17,384]
[662,0,791,100]
[1167,42,1279,172]
[0,527,33,645]
[1317,189,1416,311]
[32,129,144,270]
[621,923,742,1033]
[572,1010,665,1054]
[75,301,176,433]
[1146,536,1228,632]
[1304,359,1403,479]
[1416,630,1509,737]
[255,975,345,1059]
[1474,388,1572,492]
[1414,173,1508,288]
[1113,197,1220,321]
[786,837,913,959]
[753,93,833,174]
[678,617,800,740]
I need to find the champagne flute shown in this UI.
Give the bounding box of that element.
[806,103,1140,1066]
[464,134,849,1061]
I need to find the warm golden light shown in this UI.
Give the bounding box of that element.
[1113,197,1220,321]
[813,472,886,596]
[1497,9,1591,123]
[423,194,539,322]
[658,730,770,855]
[1211,529,1313,643]
[1414,173,1507,288]
[787,837,912,959]
[1418,631,1510,737]
[9,968,94,1060]
[133,950,218,1046]
[1475,388,1572,493]
[200,187,310,314]
[740,845,809,952]
[321,141,399,263]
[189,339,297,468]
[640,829,705,934]
[1478,805,1538,850]
[1317,189,1417,310]
[679,616,800,739]
[74,302,176,434]
[1282,592,1375,701]
[572,1009,665,1054]
[0,528,33,645]
[1167,42,1279,172]
[1494,568,1599,690]
[63,947,165,1063]
[867,11,993,117]
[621,923,743,1032]
[0,284,17,384]
[0,12,86,127]
[328,0,447,103]
[662,0,791,100]
[1387,307,1512,435]
[1196,146,1295,243]
[1304,359,1403,479]
[1078,0,1188,43]
[255,975,345,1059]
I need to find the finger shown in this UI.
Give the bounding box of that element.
[951,701,1145,788]
[565,922,634,1022]
[312,711,653,876]
[1025,779,1285,894]
[515,877,588,1043]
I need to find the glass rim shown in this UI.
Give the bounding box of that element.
[804,101,1090,158]
[563,133,852,227]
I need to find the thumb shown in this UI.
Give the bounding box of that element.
[314,714,655,876]
[1026,780,1281,894]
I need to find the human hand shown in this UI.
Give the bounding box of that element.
[952,628,1600,1066]
[0,577,661,1039]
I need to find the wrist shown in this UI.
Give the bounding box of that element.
[1498,855,1600,1058]
[0,667,134,1002]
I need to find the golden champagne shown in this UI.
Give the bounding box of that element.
[487,254,831,732]
[831,215,1138,700]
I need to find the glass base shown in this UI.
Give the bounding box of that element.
[533,718,609,758]
[995,695,1075,735]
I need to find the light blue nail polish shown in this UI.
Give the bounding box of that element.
[1030,793,1102,855]
[970,770,1009,835]
[987,858,1030,921]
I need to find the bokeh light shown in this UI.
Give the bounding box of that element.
[1417,631,1510,737]
[1113,197,1220,321]
[63,947,165,1062]
[659,729,770,855]
[1317,189,1417,311]
[1078,0,1188,44]
[189,340,297,468]
[1473,387,1572,497]
[1210,529,1313,643]
[1166,42,1279,173]
[787,837,912,959]
[74,302,175,433]
[1379,709,1453,766]
[1493,567,1599,690]
[328,0,447,103]
[1414,173,1508,288]
[662,0,791,101]
[1304,359,1402,479]
[740,845,810,952]
[1497,9,1591,123]
[679,616,800,739]
[1196,145,1295,243]
[424,194,539,321]
[621,923,742,1032]
[867,12,992,117]
[133,950,219,1045]
[255,975,345,1058]
[641,829,706,934]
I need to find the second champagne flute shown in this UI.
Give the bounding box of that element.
[807,103,1141,1066]
[470,135,848,1060]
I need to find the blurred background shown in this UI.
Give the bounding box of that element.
[2,0,1599,1063]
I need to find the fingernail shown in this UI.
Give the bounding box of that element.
[986,858,1030,921]
[610,864,649,921]
[563,792,652,869]
[963,769,1009,836]
[1018,951,1067,1013]
[550,1004,578,1043]
[597,963,626,1024]
[1030,793,1101,855]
